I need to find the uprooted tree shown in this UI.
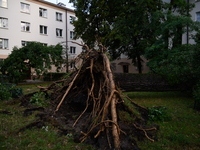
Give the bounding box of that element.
[20,40,158,149]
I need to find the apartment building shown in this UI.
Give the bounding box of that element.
[111,0,200,74]
[0,0,82,74]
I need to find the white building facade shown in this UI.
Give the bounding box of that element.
[0,0,82,73]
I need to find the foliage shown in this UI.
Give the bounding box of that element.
[148,106,171,122]
[145,0,200,86]
[0,74,23,100]
[43,72,66,81]
[0,42,64,83]
[0,83,12,101]
[0,74,9,83]
[193,81,200,110]
[146,44,200,85]
[69,0,121,47]
[70,0,163,73]
[109,0,164,73]
[10,87,23,98]
[30,92,49,107]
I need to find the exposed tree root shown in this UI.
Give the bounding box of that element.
[133,123,156,142]
[54,65,83,114]
[22,41,159,150]
[122,94,148,111]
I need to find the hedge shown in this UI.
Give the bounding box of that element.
[43,72,66,81]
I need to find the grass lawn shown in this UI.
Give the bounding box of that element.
[0,83,92,150]
[17,83,53,95]
[126,91,200,150]
[0,83,200,150]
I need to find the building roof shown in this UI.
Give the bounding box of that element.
[28,0,74,12]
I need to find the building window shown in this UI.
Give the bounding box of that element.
[21,3,30,13]
[70,46,76,54]
[196,12,200,22]
[42,43,47,46]
[123,65,129,73]
[21,40,28,46]
[40,25,47,35]
[56,12,62,21]
[39,8,47,18]
[56,28,62,37]
[70,31,76,39]
[70,16,76,24]
[70,62,75,69]
[0,17,8,28]
[0,0,7,8]
[0,38,8,49]
[21,21,30,32]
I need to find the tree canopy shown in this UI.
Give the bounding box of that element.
[69,0,164,73]
[70,0,200,75]
[108,0,164,73]
[70,0,121,47]
[0,42,64,83]
[145,0,200,86]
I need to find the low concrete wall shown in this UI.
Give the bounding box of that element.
[114,73,189,92]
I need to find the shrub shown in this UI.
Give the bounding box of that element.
[0,74,23,100]
[30,92,49,107]
[10,88,23,98]
[0,83,12,101]
[193,81,200,110]
[43,73,66,81]
[148,106,171,122]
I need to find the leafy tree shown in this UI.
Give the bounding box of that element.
[0,42,64,83]
[108,0,163,73]
[145,0,200,85]
[70,0,121,47]
[70,0,164,73]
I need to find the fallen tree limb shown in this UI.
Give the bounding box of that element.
[133,123,155,142]
[123,94,148,111]
[54,65,83,114]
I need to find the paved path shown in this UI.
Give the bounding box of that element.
[18,80,52,85]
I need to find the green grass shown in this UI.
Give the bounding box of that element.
[0,83,92,150]
[126,91,200,150]
[17,83,53,95]
[1,84,200,150]
[0,101,93,150]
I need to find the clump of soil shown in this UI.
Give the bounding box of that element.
[18,43,159,150]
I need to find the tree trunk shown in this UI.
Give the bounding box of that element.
[103,53,120,149]
[137,54,142,74]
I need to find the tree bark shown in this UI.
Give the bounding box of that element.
[137,54,142,74]
[103,53,120,149]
